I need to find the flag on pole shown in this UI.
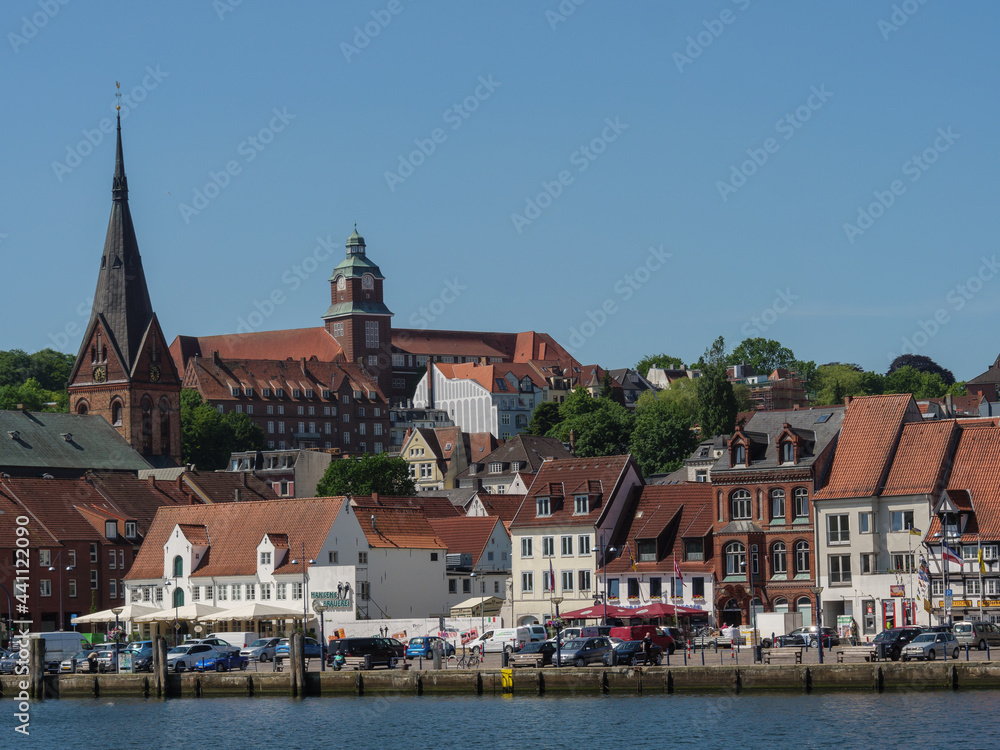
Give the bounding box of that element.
[549,558,556,591]
[909,527,922,537]
[673,553,682,583]
[941,542,963,567]
[979,544,986,575]
[628,543,637,571]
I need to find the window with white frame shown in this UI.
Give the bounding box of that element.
[860,553,875,574]
[794,488,809,518]
[359,551,368,564]
[90,543,98,563]
[795,541,810,574]
[521,538,533,558]
[542,536,555,557]
[967,578,981,596]
[561,571,574,592]
[574,495,589,514]
[40,579,52,597]
[261,583,272,600]
[578,535,591,555]
[277,583,287,600]
[218,585,227,601]
[561,536,573,556]
[859,512,872,534]
[91,571,99,590]
[536,497,551,517]
[578,570,592,591]
[827,514,850,545]
[731,489,751,520]
[890,510,914,532]
[109,550,117,570]
[155,586,163,603]
[963,545,979,561]
[829,555,851,585]
[232,584,242,601]
[891,553,915,572]
[260,551,271,566]
[40,549,51,567]
[292,582,303,600]
[985,578,1000,596]
[365,321,379,348]
[521,572,533,593]
[770,489,785,520]
[68,579,77,598]
[931,579,944,596]
[725,542,746,576]
[771,541,787,575]
[192,586,200,601]
[110,578,118,598]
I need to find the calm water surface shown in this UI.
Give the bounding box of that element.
[20,692,1000,749]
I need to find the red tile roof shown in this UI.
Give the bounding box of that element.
[511,455,637,530]
[127,496,345,579]
[433,362,547,393]
[427,516,504,564]
[881,420,958,497]
[473,493,526,522]
[352,503,446,549]
[170,329,342,373]
[605,483,715,576]
[815,394,922,499]
[352,494,462,519]
[932,424,1000,541]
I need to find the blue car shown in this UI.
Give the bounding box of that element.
[274,637,323,660]
[405,636,455,659]
[195,652,249,672]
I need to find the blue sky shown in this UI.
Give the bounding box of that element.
[3,1,1000,380]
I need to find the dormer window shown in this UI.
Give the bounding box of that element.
[244,387,254,397]
[105,520,117,540]
[536,497,551,517]
[306,389,314,398]
[574,495,589,515]
[293,389,302,398]
[230,386,240,396]
[125,521,137,539]
[260,551,272,566]
[781,441,794,464]
[638,540,656,562]
[734,445,746,466]
[489,462,504,474]
[322,389,331,399]
[276,388,285,397]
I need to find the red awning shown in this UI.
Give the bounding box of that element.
[560,604,632,620]
[618,602,711,618]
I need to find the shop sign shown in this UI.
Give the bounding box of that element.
[889,585,905,597]
[311,591,352,609]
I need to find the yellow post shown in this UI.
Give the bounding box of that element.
[501,667,513,694]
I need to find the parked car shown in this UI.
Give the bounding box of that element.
[94,649,119,673]
[0,652,17,675]
[609,625,675,655]
[774,627,840,649]
[130,646,154,673]
[275,637,323,660]
[379,637,406,659]
[125,640,153,653]
[660,627,685,644]
[509,641,557,668]
[526,625,548,642]
[406,636,455,659]
[873,627,923,661]
[59,650,95,673]
[952,621,1000,651]
[183,637,240,656]
[195,652,249,672]
[241,637,282,662]
[167,643,221,672]
[901,632,960,661]
[559,637,613,667]
[326,637,396,668]
[605,639,664,666]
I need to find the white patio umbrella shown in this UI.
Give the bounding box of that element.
[197,602,306,622]
[134,603,225,623]
[71,603,160,624]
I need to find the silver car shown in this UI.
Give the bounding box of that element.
[166,643,220,672]
[241,637,282,662]
[901,632,960,661]
[952,621,1000,651]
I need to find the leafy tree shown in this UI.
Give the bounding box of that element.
[525,401,561,436]
[636,377,698,423]
[887,354,955,386]
[180,389,264,470]
[559,385,599,421]
[316,453,416,497]
[728,338,796,376]
[733,383,753,412]
[28,349,76,391]
[947,381,967,397]
[629,397,698,475]
[571,399,635,458]
[0,349,32,387]
[813,364,883,405]
[0,378,66,411]
[793,359,818,393]
[635,353,685,379]
[696,336,737,438]
[883,366,948,399]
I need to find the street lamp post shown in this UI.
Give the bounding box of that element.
[312,599,328,671]
[111,606,124,674]
[290,543,316,639]
[551,595,563,667]
[470,570,485,638]
[601,533,617,626]
[47,550,74,631]
[809,586,824,664]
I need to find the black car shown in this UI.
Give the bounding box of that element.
[378,637,405,659]
[873,627,923,661]
[604,640,664,666]
[508,641,557,667]
[327,637,397,668]
[774,626,840,649]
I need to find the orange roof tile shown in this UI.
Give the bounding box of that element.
[126,496,345,579]
[473,493,526,523]
[934,424,1000,541]
[352,504,446,549]
[169,328,342,373]
[427,516,504,563]
[815,394,922,499]
[353,494,462,518]
[881,420,957,497]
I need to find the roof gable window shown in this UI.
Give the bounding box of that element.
[536,497,551,517]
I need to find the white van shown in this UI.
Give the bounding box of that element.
[16,632,90,673]
[206,631,260,649]
[471,627,532,655]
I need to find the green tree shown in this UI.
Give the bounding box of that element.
[316,453,416,497]
[636,377,698,423]
[571,399,635,458]
[728,337,796,376]
[28,348,76,391]
[813,364,884,405]
[793,359,818,394]
[221,410,266,454]
[947,381,967,397]
[559,385,599,421]
[733,383,753,412]
[696,337,737,438]
[883,366,948,399]
[0,349,32,387]
[0,378,66,411]
[887,354,955,386]
[525,401,561,436]
[635,353,684,379]
[180,389,231,469]
[629,397,698,475]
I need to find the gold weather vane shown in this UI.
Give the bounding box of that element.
[115,81,121,111]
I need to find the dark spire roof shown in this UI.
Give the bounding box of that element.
[85,113,154,371]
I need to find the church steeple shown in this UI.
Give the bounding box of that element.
[67,101,182,467]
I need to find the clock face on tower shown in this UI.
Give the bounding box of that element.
[362,274,374,290]
[149,365,161,382]
[93,365,107,383]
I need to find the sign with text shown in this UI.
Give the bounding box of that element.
[460,628,478,645]
[311,591,352,609]
[890,585,905,597]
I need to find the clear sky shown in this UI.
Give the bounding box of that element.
[3,1,999,380]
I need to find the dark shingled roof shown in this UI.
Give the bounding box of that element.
[0,411,152,474]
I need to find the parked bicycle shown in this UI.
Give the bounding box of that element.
[456,651,481,669]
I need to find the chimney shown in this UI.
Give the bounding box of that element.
[945,393,954,414]
[240,471,248,487]
[844,395,852,408]
[301,357,307,375]
[212,350,221,366]
[480,356,488,366]
[371,491,379,504]
[234,487,242,502]
[371,514,377,533]
[147,475,156,489]
[569,429,577,455]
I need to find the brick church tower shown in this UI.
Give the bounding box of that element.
[322,227,394,390]
[67,114,182,466]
